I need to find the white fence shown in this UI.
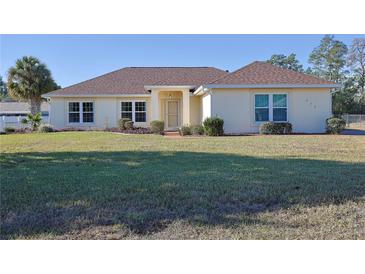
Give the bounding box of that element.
[0,115,50,132]
[342,114,365,127]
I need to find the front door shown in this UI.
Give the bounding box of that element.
[166,100,179,129]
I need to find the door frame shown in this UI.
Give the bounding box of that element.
[165,99,180,130]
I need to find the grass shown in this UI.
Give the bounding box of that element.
[1,132,364,239]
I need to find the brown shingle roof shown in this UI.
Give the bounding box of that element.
[45,67,228,96]
[210,61,336,85]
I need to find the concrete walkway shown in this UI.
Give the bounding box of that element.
[163,131,182,138]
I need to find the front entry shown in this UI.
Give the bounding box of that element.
[166,100,179,129]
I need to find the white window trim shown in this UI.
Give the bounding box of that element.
[254,93,288,123]
[120,100,147,123]
[67,101,95,124]
[121,101,133,120]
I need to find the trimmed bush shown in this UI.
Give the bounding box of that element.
[118,118,132,130]
[151,120,164,134]
[203,117,224,136]
[326,117,346,134]
[179,126,191,136]
[191,125,204,135]
[38,124,54,133]
[259,122,293,135]
[125,121,134,130]
[4,127,16,134]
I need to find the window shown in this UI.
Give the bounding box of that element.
[121,101,146,122]
[69,102,80,123]
[68,102,94,123]
[255,94,287,122]
[273,94,287,122]
[255,95,269,122]
[82,102,94,123]
[135,102,146,122]
[121,102,133,120]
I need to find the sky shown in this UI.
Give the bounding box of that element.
[1,34,364,88]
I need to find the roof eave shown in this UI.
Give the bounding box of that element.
[203,84,341,89]
[42,93,151,98]
[144,85,196,90]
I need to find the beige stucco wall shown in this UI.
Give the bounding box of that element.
[201,93,211,123]
[49,88,331,133]
[189,95,201,126]
[49,96,151,129]
[206,88,332,134]
[49,92,200,130]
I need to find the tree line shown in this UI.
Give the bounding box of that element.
[267,35,365,114]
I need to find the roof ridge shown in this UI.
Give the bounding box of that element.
[209,61,260,84]
[128,66,218,68]
[261,62,336,84]
[127,67,227,73]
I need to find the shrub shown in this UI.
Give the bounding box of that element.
[203,117,224,136]
[59,127,86,132]
[106,127,152,134]
[118,118,132,130]
[259,122,292,135]
[151,120,164,134]
[4,127,16,133]
[38,123,54,133]
[179,126,191,136]
[125,121,134,130]
[191,125,204,135]
[326,117,346,134]
[15,128,31,134]
[21,113,42,131]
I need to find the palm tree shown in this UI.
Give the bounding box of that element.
[7,56,59,114]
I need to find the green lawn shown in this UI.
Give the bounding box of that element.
[1,132,364,239]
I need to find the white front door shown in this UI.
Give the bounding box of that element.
[166,100,179,129]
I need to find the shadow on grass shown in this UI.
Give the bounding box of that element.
[341,128,365,135]
[1,151,364,239]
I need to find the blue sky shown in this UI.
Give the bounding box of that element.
[1,34,364,88]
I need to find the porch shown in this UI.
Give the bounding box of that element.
[150,88,191,130]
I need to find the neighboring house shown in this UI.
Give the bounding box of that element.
[0,102,49,117]
[43,61,340,133]
[0,102,49,131]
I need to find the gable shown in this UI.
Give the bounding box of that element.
[210,61,337,86]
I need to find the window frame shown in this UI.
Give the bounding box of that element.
[82,102,94,123]
[120,100,147,123]
[68,102,80,124]
[254,94,270,122]
[67,101,95,124]
[254,93,288,123]
[121,101,133,121]
[272,94,288,122]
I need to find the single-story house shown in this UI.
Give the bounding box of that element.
[0,101,49,117]
[43,61,340,133]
